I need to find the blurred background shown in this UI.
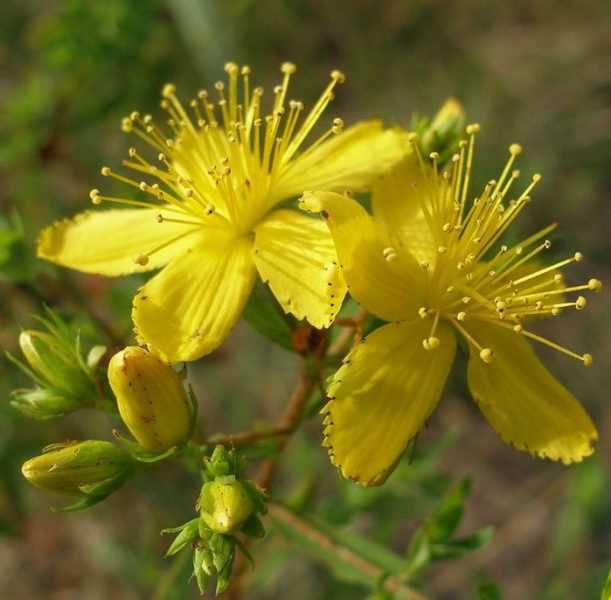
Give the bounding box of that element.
[1,1,610,598]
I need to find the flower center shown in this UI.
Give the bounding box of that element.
[401,127,601,366]
[88,62,346,262]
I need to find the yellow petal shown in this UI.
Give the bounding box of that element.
[323,319,456,486]
[466,321,597,463]
[371,155,437,264]
[300,191,424,322]
[253,209,346,328]
[132,232,257,362]
[272,121,408,202]
[37,209,200,276]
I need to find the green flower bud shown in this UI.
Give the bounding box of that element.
[19,330,83,393]
[10,387,81,420]
[108,346,192,452]
[21,440,132,496]
[7,309,110,419]
[199,479,255,534]
[414,98,466,164]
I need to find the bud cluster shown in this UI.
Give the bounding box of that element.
[164,446,267,595]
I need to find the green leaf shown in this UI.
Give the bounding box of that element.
[601,569,611,600]
[425,478,471,542]
[242,282,295,351]
[429,527,494,560]
[269,504,405,591]
[478,581,502,600]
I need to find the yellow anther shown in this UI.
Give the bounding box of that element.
[330,69,346,83]
[423,337,440,351]
[588,278,602,292]
[430,152,440,160]
[466,123,480,134]
[214,81,224,91]
[121,117,133,132]
[551,308,561,316]
[241,65,251,75]
[575,296,587,310]
[513,324,523,333]
[437,246,447,254]
[574,252,584,262]
[407,132,419,144]
[496,301,506,312]
[582,353,593,368]
[509,143,522,156]
[281,62,297,74]
[89,189,101,204]
[134,254,149,266]
[162,83,176,98]
[224,62,239,74]
[101,167,111,176]
[479,348,494,364]
[418,307,428,319]
[457,311,467,321]
[532,173,542,182]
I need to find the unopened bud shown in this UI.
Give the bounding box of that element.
[108,347,192,452]
[21,440,131,495]
[19,330,90,396]
[418,97,466,162]
[199,480,255,534]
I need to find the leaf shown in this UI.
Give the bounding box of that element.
[602,569,611,600]
[478,581,502,600]
[269,503,406,592]
[429,527,494,560]
[242,282,295,351]
[424,478,471,542]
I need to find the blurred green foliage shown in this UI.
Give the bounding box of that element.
[1,0,610,598]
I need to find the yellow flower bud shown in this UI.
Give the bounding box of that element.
[108,346,192,452]
[199,480,255,534]
[22,440,131,495]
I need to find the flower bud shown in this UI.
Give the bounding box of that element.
[11,387,81,420]
[418,98,466,161]
[199,479,255,534]
[21,440,131,495]
[19,329,96,395]
[108,346,192,452]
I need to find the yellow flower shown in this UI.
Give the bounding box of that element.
[37,62,407,362]
[301,125,601,486]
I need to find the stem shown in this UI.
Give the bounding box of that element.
[256,370,315,491]
[206,425,294,447]
[268,503,430,600]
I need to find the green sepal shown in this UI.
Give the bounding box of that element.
[192,546,210,594]
[209,533,234,573]
[215,547,235,595]
[241,514,266,539]
[112,430,179,463]
[162,518,200,557]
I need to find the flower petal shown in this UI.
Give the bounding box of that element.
[466,321,597,463]
[272,121,408,202]
[37,209,200,276]
[253,209,346,328]
[300,191,424,322]
[132,233,257,362]
[371,155,437,264]
[323,319,456,486]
